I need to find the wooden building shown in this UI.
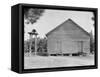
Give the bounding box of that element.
[46,19,90,55]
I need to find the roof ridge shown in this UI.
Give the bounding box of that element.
[46,18,90,36]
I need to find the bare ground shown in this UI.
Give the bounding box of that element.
[24,55,94,69]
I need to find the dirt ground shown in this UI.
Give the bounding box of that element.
[24,55,94,69]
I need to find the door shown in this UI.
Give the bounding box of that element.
[56,40,62,54]
[77,41,84,53]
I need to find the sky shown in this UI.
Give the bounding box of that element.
[24,9,94,40]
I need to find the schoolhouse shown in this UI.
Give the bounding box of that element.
[46,19,90,55]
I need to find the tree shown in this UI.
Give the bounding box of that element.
[24,41,30,53]
[24,37,48,56]
[90,31,94,53]
[90,12,95,54]
[91,12,95,27]
[24,8,45,24]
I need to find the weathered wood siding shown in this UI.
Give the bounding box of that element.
[47,19,90,54]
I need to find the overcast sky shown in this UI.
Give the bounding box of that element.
[24,9,94,40]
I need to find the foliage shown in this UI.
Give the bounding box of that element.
[24,41,30,53]
[24,37,47,55]
[90,31,95,54]
[24,8,45,24]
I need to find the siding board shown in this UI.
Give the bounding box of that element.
[47,19,90,55]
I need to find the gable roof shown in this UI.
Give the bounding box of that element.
[46,18,90,37]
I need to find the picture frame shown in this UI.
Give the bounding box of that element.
[11,3,98,73]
